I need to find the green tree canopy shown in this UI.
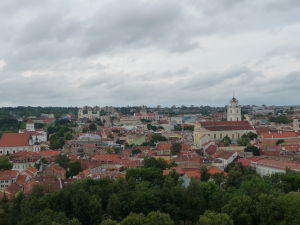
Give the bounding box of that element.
[171,143,182,155]
[143,157,168,170]
[0,157,13,170]
[222,136,231,147]
[199,211,233,225]
[244,145,260,156]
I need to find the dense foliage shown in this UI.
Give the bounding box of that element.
[0,114,19,135]
[269,115,291,124]
[1,163,300,225]
[0,157,13,170]
[55,155,83,178]
[237,132,258,146]
[244,146,261,156]
[48,119,77,149]
[0,107,78,119]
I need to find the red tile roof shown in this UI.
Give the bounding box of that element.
[0,170,18,180]
[205,145,217,156]
[238,157,261,167]
[38,150,61,158]
[0,133,30,147]
[261,131,299,139]
[16,174,27,185]
[261,150,280,156]
[200,121,254,131]
[213,150,237,160]
[92,154,121,161]
[156,143,172,151]
[1,183,22,199]
[49,164,66,176]
[208,167,228,176]
[252,159,300,171]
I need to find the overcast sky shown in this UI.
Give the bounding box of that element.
[1,0,300,107]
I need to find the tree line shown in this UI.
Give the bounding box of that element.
[1,162,300,225]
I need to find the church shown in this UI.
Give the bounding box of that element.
[193,97,255,147]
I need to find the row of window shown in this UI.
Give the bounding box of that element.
[0,180,9,183]
[210,133,241,139]
[230,109,240,114]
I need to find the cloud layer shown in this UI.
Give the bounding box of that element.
[1,0,300,106]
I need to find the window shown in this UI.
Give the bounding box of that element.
[232,134,234,139]
[214,134,216,139]
[220,133,222,138]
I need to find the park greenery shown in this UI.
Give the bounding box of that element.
[48,119,77,149]
[269,115,291,124]
[1,162,300,225]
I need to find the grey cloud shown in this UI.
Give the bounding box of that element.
[0,0,300,106]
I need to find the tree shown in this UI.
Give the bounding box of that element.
[237,134,251,146]
[89,123,97,131]
[67,161,83,178]
[222,195,253,225]
[200,166,210,182]
[64,131,73,140]
[55,154,70,169]
[244,145,260,156]
[120,213,146,225]
[276,139,284,145]
[132,149,141,155]
[146,211,174,225]
[151,134,167,143]
[269,115,291,124]
[247,132,258,140]
[0,157,13,170]
[126,168,164,185]
[199,211,233,225]
[107,194,123,221]
[50,135,65,149]
[171,143,182,155]
[100,219,118,225]
[222,136,231,147]
[277,192,300,225]
[143,157,168,170]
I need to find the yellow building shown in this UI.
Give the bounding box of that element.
[193,97,254,147]
[193,121,255,147]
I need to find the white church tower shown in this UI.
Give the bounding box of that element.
[227,97,242,121]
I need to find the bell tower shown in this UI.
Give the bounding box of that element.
[227,97,242,121]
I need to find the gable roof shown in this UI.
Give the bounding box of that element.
[261,131,299,139]
[213,150,237,160]
[0,170,19,180]
[200,121,254,131]
[0,133,30,147]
